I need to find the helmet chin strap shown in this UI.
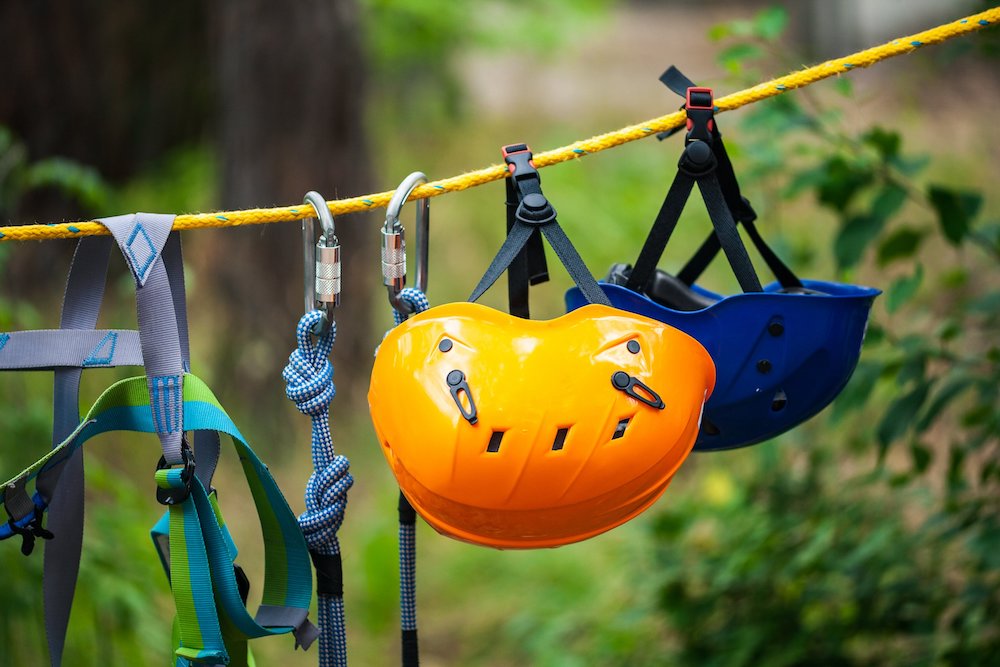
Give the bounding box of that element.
[468,144,611,312]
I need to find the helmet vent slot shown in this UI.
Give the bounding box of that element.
[612,418,630,440]
[486,431,505,453]
[551,428,569,451]
[771,390,788,412]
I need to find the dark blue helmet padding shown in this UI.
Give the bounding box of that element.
[566,65,880,451]
[566,279,880,450]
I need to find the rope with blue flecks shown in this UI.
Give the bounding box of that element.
[1,6,997,243]
[284,310,353,667]
[390,288,430,666]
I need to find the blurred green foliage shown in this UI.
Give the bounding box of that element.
[361,0,612,120]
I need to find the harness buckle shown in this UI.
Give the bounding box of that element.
[7,503,54,556]
[502,144,557,226]
[155,442,196,506]
[684,86,715,144]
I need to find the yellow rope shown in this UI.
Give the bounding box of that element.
[2,6,997,243]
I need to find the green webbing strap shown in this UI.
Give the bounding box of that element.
[2,374,312,665]
[156,467,228,664]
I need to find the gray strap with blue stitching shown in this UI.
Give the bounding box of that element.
[0,330,143,369]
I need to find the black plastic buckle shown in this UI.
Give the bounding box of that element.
[7,504,54,556]
[684,86,715,144]
[502,144,557,226]
[155,442,196,506]
[502,143,536,183]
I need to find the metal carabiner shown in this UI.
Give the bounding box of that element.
[382,172,430,314]
[302,191,340,333]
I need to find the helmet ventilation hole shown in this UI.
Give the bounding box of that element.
[551,428,569,451]
[612,418,630,440]
[771,390,788,412]
[486,431,505,453]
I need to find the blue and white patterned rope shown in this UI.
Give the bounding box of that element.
[284,310,353,667]
[389,288,430,650]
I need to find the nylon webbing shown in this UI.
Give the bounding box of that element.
[624,172,696,293]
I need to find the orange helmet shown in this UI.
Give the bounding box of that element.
[368,145,715,548]
[369,301,714,548]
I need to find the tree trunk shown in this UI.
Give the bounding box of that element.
[210,0,376,440]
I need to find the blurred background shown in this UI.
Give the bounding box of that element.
[1,0,998,665]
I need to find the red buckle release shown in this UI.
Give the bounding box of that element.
[501,143,535,174]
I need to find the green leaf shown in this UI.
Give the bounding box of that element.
[831,359,882,423]
[835,214,885,269]
[782,166,827,199]
[862,127,901,161]
[889,154,930,177]
[817,156,872,211]
[876,380,931,452]
[916,377,973,432]
[927,185,982,245]
[877,227,925,266]
[886,265,923,314]
[870,183,908,225]
[896,353,927,387]
[717,43,764,73]
[707,23,731,41]
[910,442,932,474]
[753,6,788,40]
[864,321,886,345]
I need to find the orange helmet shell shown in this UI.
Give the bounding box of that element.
[369,302,715,549]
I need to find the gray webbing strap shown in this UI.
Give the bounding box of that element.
[42,235,113,667]
[36,214,185,667]
[99,213,185,462]
[0,330,143,369]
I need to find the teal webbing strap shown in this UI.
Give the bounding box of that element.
[156,469,228,665]
[2,374,312,665]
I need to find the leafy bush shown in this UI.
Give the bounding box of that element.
[648,8,999,666]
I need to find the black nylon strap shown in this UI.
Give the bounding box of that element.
[537,222,610,306]
[310,551,344,597]
[624,171,696,293]
[697,175,762,292]
[506,178,532,318]
[398,491,416,526]
[469,222,536,304]
[402,629,419,667]
[676,131,802,289]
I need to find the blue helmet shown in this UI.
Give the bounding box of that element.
[567,69,879,450]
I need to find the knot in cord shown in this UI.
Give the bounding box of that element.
[284,310,352,553]
[286,310,352,664]
[284,311,336,417]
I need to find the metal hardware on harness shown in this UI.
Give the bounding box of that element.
[155,441,196,506]
[383,172,430,315]
[302,191,340,333]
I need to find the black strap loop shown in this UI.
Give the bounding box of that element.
[469,144,609,309]
[310,551,344,597]
[628,65,815,298]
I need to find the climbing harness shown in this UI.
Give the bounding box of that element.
[284,192,352,667]
[380,172,434,667]
[2,7,995,244]
[369,147,716,550]
[1,214,314,666]
[566,68,880,451]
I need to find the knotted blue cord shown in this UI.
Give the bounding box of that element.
[284,310,353,667]
[389,288,430,666]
